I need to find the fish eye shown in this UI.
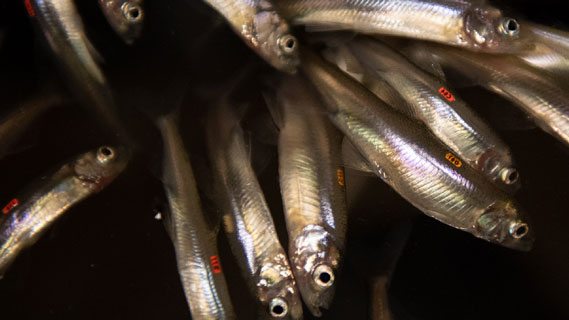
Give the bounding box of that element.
[269,298,288,318]
[278,34,298,55]
[97,146,116,163]
[500,18,520,37]
[500,167,519,185]
[121,2,143,22]
[509,221,529,239]
[313,265,334,288]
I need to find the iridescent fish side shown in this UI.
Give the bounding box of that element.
[347,37,519,189]
[273,75,347,316]
[0,146,129,278]
[276,0,527,53]
[157,114,236,320]
[519,23,569,82]
[199,0,300,73]
[206,105,303,319]
[98,0,144,45]
[300,48,534,251]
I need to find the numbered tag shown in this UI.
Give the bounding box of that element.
[445,153,462,168]
[438,87,455,102]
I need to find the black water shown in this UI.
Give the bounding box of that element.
[0,0,568,319]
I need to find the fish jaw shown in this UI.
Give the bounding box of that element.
[476,205,534,251]
[290,225,341,317]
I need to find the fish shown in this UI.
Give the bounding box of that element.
[300,48,534,251]
[200,0,300,73]
[206,104,303,319]
[518,23,569,81]
[98,0,144,45]
[276,0,528,53]
[0,91,64,161]
[347,37,519,188]
[412,43,569,148]
[0,145,129,278]
[269,75,347,316]
[157,114,236,319]
[28,0,130,143]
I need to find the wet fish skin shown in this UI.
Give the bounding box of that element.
[276,0,527,53]
[415,43,569,148]
[157,114,236,320]
[300,48,534,251]
[274,75,347,316]
[519,23,569,81]
[347,37,518,188]
[0,145,129,278]
[201,0,300,73]
[98,0,144,45]
[206,106,303,319]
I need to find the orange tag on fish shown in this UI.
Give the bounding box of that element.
[438,87,455,102]
[2,198,18,214]
[337,169,345,186]
[445,153,462,168]
[24,0,36,17]
[210,255,222,274]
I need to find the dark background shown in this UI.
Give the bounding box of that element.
[0,0,568,319]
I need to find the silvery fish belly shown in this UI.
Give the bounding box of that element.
[157,115,236,320]
[98,0,144,45]
[0,146,129,278]
[276,0,526,53]
[201,0,300,73]
[419,44,569,148]
[347,37,519,188]
[206,106,302,319]
[519,23,569,81]
[275,75,347,316]
[300,49,534,251]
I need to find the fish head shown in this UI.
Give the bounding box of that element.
[476,203,534,251]
[290,225,341,317]
[99,0,144,45]
[73,146,130,190]
[462,6,531,53]
[257,254,303,319]
[253,11,300,73]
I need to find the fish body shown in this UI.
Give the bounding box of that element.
[274,75,347,316]
[519,23,569,81]
[201,0,299,73]
[276,0,525,53]
[206,106,302,319]
[157,115,236,320]
[418,44,569,148]
[98,0,144,45]
[348,37,518,188]
[0,146,129,277]
[300,49,533,251]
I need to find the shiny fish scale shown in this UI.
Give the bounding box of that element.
[300,51,532,251]
[207,111,302,319]
[158,116,235,319]
[277,0,468,44]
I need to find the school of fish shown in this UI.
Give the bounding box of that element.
[1,0,568,318]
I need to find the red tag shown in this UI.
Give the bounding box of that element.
[438,87,455,102]
[3,198,19,214]
[210,255,222,274]
[25,0,36,17]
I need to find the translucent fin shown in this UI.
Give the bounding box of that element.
[82,34,106,65]
[402,48,447,82]
[342,137,373,173]
[262,90,283,129]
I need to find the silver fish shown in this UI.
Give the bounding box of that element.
[157,114,236,320]
[98,0,144,45]
[276,0,527,53]
[300,48,534,251]
[348,37,519,188]
[206,105,303,319]
[29,0,127,140]
[519,23,569,81]
[415,43,569,148]
[200,0,300,73]
[0,91,63,160]
[272,75,347,316]
[0,146,129,278]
